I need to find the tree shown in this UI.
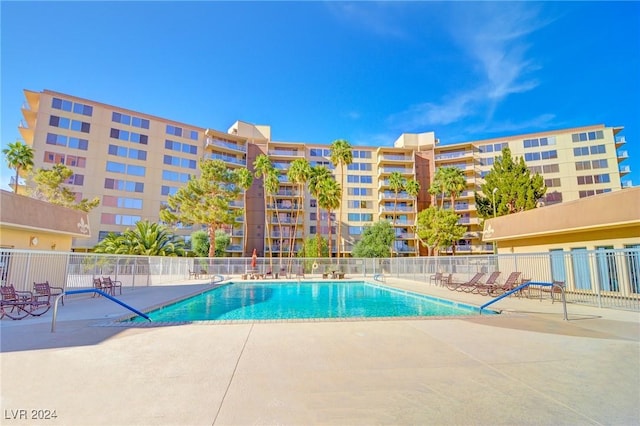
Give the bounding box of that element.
[317,177,341,259]
[475,147,547,218]
[253,154,274,260]
[388,171,406,257]
[287,158,311,261]
[330,139,352,258]
[29,163,100,212]
[160,159,242,257]
[351,221,395,258]
[416,206,465,256]
[94,220,185,256]
[404,178,421,255]
[298,236,329,258]
[190,230,210,257]
[429,166,465,209]
[3,140,34,194]
[235,168,254,256]
[308,165,333,253]
[213,229,231,257]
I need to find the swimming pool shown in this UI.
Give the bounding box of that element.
[129,280,494,323]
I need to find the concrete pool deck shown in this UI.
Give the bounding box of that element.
[1,277,639,425]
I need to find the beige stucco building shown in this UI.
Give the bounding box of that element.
[0,190,91,251]
[482,187,640,253]
[16,89,633,256]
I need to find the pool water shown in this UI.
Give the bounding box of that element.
[130,281,493,322]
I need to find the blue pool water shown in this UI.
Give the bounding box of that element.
[130,281,493,322]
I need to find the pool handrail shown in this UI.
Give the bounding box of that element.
[211,274,225,284]
[373,273,385,283]
[479,280,568,320]
[51,288,151,333]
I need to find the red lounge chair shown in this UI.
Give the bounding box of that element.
[446,272,485,292]
[486,272,522,297]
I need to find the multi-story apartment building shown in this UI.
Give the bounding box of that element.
[17,89,632,255]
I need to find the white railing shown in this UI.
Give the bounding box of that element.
[1,248,638,311]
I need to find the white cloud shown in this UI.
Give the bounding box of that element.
[388,2,547,131]
[325,2,409,39]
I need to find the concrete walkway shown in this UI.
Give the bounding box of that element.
[1,278,638,425]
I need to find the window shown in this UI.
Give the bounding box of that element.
[66,155,86,168]
[523,138,539,148]
[162,170,190,182]
[161,185,178,196]
[112,112,150,129]
[127,165,145,176]
[52,98,92,116]
[579,190,595,198]
[309,148,324,157]
[166,124,182,137]
[104,178,144,193]
[51,97,72,111]
[348,226,363,235]
[575,161,591,171]
[541,150,557,160]
[572,130,604,143]
[347,175,359,183]
[592,159,608,169]
[544,178,561,187]
[189,130,198,140]
[44,151,65,164]
[594,174,610,184]
[590,145,606,155]
[360,176,373,184]
[100,214,141,226]
[543,164,559,173]
[544,191,563,204]
[65,174,84,186]
[573,147,589,156]
[577,175,594,185]
[524,152,541,162]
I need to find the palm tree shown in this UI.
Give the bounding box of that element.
[308,165,333,254]
[287,158,311,262]
[235,167,254,256]
[317,178,341,259]
[442,166,466,211]
[94,221,185,256]
[404,178,421,256]
[388,171,406,257]
[2,141,34,194]
[265,168,284,264]
[253,154,275,261]
[330,139,352,258]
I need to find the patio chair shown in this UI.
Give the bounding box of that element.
[446,272,485,292]
[429,272,443,286]
[486,272,522,297]
[1,284,51,320]
[34,281,64,306]
[188,269,200,279]
[295,266,305,279]
[92,277,112,297]
[101,276,122,296]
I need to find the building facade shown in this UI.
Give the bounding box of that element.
[18,89,632,255]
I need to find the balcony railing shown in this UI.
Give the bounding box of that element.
[379,206,415,213]
[205,138,246,153]
[379,167,413,174]
[615,136,626,146]
[435,151,472,161]
[378,154,413,162]
[268,149,305,157]
[618,150,629,159]
[205,153,247,166]
[619,165,631,174]
[379,192,412,200]
[622,180,633,188]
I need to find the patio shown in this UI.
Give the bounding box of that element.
[1,278,639,425]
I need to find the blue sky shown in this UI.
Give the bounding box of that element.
[2,1,639,189]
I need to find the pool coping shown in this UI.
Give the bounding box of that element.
[106,279,503,327]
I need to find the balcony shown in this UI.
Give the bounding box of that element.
[617,150,629,162]
[266,203,299,210]
[615,136,626,148]
[619,165,631,176]
[622,180,633,188]
[377,154,413,163]
[379,205,415,213]
[379,192,412,200]
[205,137,246,153]
[435,151,473,162]
[268,149,305,158]
[205,152,246,167]
[378,166,413,175]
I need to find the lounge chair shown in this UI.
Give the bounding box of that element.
[486,272,522,297]
[188,269,200,279]
[295,266,305,279]
[34,281,64,306]
[101,276,122,295]
[473,272,502,295]
[1,284,51,320]
[446,272,485,292]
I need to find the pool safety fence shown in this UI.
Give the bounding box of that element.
[0,248,638,311]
